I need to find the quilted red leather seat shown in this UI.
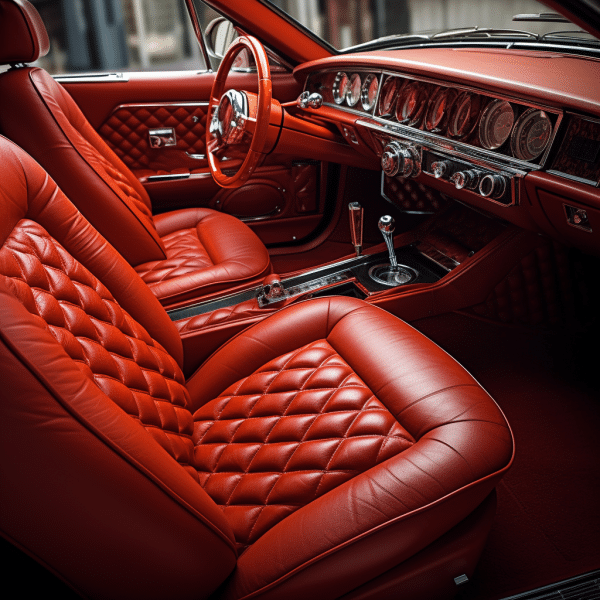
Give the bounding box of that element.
[0,135,513,599]
[0,0,271,308]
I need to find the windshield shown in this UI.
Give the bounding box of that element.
[264,0,594,51]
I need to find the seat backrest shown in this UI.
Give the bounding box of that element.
[0,0,168,267]
[0,135,236,599]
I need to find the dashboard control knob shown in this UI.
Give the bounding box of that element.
[432,160,452,179]
[450,169,482,190]
[479,173,507,199]
[381,142,421,178]
[381,143,401,176]
[307,93,323,109]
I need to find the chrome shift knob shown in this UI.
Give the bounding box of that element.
[349,202,364,256]
[378,215,399,270]
[378,215,395,234]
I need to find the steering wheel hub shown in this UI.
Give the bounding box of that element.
[210,89,248,146]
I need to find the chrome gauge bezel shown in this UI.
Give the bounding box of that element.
[360,73,379,112]
[332,72,349,105]
[346,73,362,107]
[377,75,401,117]
[447,91,483,140]
[396,81,430,127]
[479,99,515,150]
[510,108,553,161]
[425,87,458,133]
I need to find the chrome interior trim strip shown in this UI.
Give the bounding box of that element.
[54,72,129,83]
[147,173,191,182]
[109,101,210,110]
[357,117,531,173]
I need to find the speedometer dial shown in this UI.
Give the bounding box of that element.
[346,73,361,107]
[396,81,430,127]
[333,72,349,105]
[425,87,458,133]
[378,75,401,117]
[510,108,552,161]
[479,99,515,150]
[361,74,378,111]
[448,92,482,140]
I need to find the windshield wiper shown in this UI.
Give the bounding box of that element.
[431,27,538,40]
[344,33,432,52]
[541,30,600,44]
[512,13,570,23]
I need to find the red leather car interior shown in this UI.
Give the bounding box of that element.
[0,0,271,308]
[0,134,514,598]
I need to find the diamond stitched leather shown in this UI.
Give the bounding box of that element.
[0,219,199,478]
[100,104,208,171]
[135,227,214,284]
[192,339,414,551]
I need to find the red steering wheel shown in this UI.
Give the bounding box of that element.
[207,36,272,188]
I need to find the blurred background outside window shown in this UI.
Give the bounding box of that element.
[29,0,580,76]
[268,0,572,49]
[31,0,219,74]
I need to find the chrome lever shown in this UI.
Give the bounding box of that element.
[148,128,176,148]
[378,215,399,270]
[348,202,364,257]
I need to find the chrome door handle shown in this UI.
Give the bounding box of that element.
[148,128,176,148]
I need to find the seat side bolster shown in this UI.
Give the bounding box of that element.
[220,445,511,600]
[0,67,167,265]
[5,137,184,367]
[0,284,237,599]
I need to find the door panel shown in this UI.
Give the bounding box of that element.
[61,70,324,245]
[98,101,210,176]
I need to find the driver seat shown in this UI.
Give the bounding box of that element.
[0,0,271,308]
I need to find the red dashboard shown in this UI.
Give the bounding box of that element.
[290,47,600,255]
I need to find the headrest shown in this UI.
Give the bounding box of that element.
[0,0,49,65]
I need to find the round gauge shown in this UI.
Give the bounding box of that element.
[510,108,552,161]
[425,87,458,133]
[333,72,350,105]
[377,75,402,117]
[447,92,482,139]
[479,99,515,150]
[346,73,361,107]
[361,74,379,111]
[395,81,430,127]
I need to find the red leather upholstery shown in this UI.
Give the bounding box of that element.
[0,0,48,64]
[0,1,271,307]
[100,102,209,172]
[0,135,513,599]
[138,208,271,304]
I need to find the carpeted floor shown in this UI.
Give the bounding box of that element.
[412,312,600,600]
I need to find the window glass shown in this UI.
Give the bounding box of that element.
[265,0,587,50]
[30,0,209,74]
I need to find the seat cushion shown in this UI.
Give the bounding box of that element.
[186,296,514,600]
[135,208,271,306]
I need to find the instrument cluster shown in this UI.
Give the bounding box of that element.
[306,70,560,167]
[374,74,558,165]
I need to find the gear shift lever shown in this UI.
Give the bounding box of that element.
[348,202,363,257]
[367,215,416,287]
[378,215,399,270]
